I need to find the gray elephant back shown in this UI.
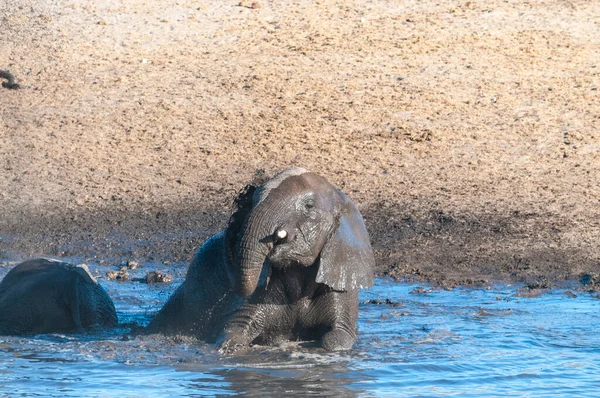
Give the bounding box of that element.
[147,233,243,342]
[0,258,118,335]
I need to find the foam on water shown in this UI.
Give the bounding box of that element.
[0,263,599,396]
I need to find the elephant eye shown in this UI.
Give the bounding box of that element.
[305,199,315,209]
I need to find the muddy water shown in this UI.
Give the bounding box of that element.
[0,262,599,397]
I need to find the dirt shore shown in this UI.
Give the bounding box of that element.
[1,0,599,290]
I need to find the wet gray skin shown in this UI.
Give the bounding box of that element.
[0,258,117,335]
[147,168,375,353]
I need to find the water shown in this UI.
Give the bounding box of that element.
[0,263,599,397]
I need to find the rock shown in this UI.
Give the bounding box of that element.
[106,269,130,281]
[145,271,173,284]
[410,286,434,295]
[363,298,402,307]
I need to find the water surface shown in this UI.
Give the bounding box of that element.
[0,262,598,397]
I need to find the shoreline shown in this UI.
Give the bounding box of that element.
[2,202,599,292]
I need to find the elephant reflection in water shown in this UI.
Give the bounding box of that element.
[148,168,375,353]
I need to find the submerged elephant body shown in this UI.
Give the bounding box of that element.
[148,168,375,352]
[0,258,118,335]
[146,233,243,341]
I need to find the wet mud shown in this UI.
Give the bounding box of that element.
[2,0,600,289]
[2,201,599,291]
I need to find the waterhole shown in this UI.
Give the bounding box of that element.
[0,262,598,396]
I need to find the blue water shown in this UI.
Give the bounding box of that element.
[0,262,599,397]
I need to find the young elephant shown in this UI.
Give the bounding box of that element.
[0,258,118,335]
[148,168,375,352]
[146,233,244,341]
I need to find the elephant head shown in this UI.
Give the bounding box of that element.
[225,168,375,297]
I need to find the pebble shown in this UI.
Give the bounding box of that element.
[106,269,130,281]
[363,298,403,307]
[145,271,173,284]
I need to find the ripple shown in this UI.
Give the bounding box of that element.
[1,271,600,396]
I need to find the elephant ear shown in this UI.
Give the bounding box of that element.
[316,191,375,291]
[71,263,98,285]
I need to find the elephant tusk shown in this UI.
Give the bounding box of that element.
[276,229,287,240]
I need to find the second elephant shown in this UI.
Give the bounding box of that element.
[0,258,118,335]
[147,168,375,352]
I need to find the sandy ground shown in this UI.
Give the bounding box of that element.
[1,0,599,289]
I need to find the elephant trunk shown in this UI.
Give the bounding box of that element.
[234,207,273,297]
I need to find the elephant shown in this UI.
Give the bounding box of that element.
[147,168,375,352]
[0,258,118,335]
